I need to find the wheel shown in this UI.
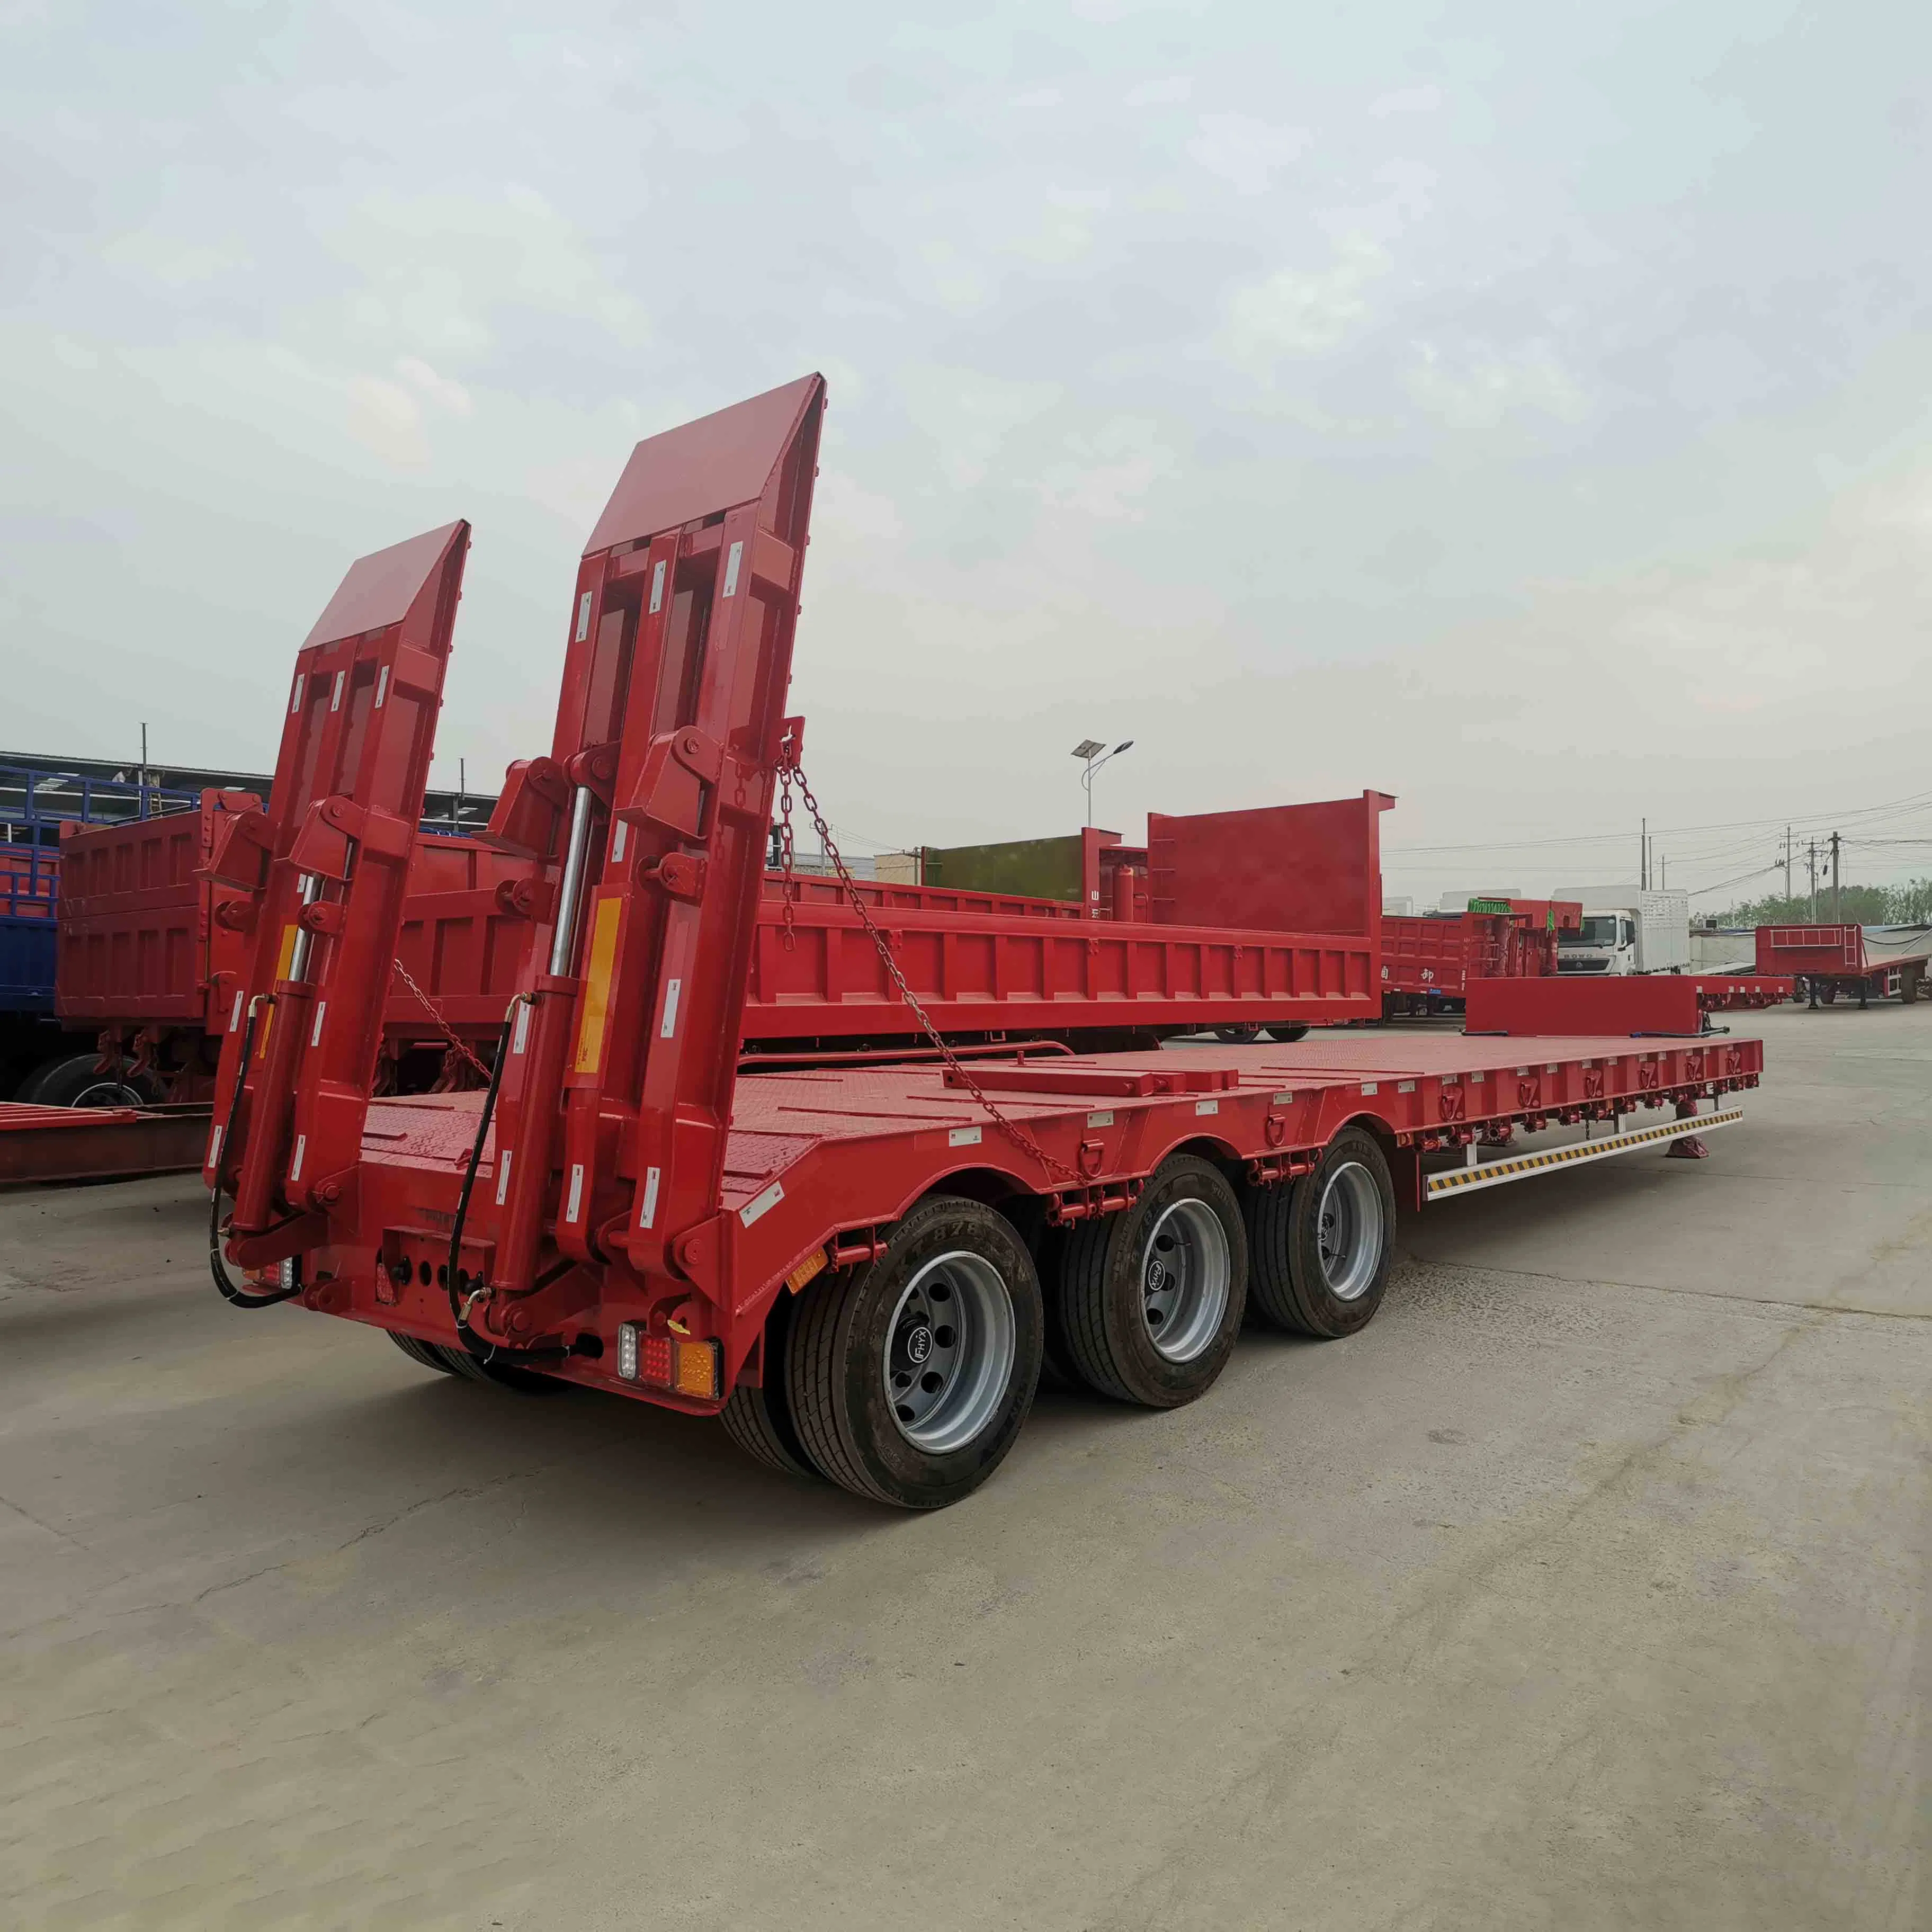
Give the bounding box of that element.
[25,1051,159,1108]
[1246,1128,1395,1338]
[1820,986,1837,1006]
[1214,1024,1262,1044]
[720,1287,820,1479]
[389,1330,462,1376]
[785,1196,1042,1509]
[431,1340,566,1393]
[1272,1023,1311,1043]
[1903,967,1920,1006]
[1056,1153,1248,1407]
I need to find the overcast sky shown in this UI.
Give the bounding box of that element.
[5,0,1930,906]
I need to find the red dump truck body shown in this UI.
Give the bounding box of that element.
[201,372,1766,1513]
[1380,900,1582,1015]
[56,795,535,1098]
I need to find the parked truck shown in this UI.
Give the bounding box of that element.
[1554,888,1691,976]
[198,373,1764,1511]
[1379,898,1581,1018]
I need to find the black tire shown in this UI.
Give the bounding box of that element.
[785,1196,1042,1509]
[1056,1154,1247,1407]
[25,1051,159,1108]
[389,1330,463,1376]
[1214,1024,1262,1044]
[1272,1023,1311,1043]
[720,1287,820,1479]
[1902,967,1920,1006]
[431,1340,566,1394]
[1246,1128,1395,1338]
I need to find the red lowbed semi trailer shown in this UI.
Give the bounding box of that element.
[204,375,1764,1509]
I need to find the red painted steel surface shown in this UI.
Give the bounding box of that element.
[208,521,470,1253]
[205,374,1768,1433]
[332,1025,1760,1410]
[2,846,59,919]
[1147,792,1392,939]
[57,791,262,1027]
[57,794,532,1061]
[0,1100,207,1183]
[744,895,1379,1037]
[1380,901,1580,1004]
[1464,974,1787,1036]
[1755,923,1864,975]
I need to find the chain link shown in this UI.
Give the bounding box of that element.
[391,956,494,1085]
[781,762,1084,1188]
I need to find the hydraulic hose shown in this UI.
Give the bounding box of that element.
[446,997,571,1368]
[208,996,305,1309]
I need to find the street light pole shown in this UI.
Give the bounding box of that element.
[1072,738,1134,829]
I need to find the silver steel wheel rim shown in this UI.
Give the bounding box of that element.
[1317,1162,1384,1302]
[71,1079,141,1108]
[883,1249,1017,1454]
[1139,1196,1231,1362]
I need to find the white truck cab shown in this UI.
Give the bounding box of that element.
[1554,889,1691,976]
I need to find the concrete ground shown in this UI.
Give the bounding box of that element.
[0,1001,1925,1930]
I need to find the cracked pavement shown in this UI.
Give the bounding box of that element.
[0,1000,1926,1929]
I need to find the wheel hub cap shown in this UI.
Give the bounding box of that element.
[1316,1161,1384,1302]
[1139,1196,1231,1363]
[883,1251,1017,1454]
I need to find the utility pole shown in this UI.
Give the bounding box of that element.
[139,722,149,821]
[1640,817,1648,891]
[1784,825,1792,905]
[1806,839,1819,920]
[1830,831,1841,923]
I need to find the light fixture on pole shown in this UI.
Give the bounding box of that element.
[1072,738,1133,828]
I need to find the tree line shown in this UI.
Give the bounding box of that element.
[1717,880,1932,927]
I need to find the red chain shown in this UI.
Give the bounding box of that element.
[391,957,494,1085]
[783,763,1083,1188]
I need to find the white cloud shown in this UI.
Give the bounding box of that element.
[1219,239,1390,368]
[1186,113,1310,196]
[1403,341,1589,429]
[396,355,474,418]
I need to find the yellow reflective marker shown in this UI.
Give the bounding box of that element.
[572,894,625,1075]
[256,923,301,1049]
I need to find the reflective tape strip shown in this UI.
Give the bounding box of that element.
[494,1149,514,1206]
[1425,1110,1745,1201]
[739,1179,783,1228]
[330,670,345,712]
[289,1133,307,1183]
[565,1163,585,1223]
[638,1166,661,1229]
[576,590,594,641]
[571,895,624,1075]
[512,1001,531,1055]
[374,664,390,709]
[722,540,743,597]
[310,1001,327,1047]
[660,977,682,1040]
[649,560,666,614]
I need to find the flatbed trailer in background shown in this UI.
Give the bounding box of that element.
[204,374,1765,1511]
[1755,923,1930,1008]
